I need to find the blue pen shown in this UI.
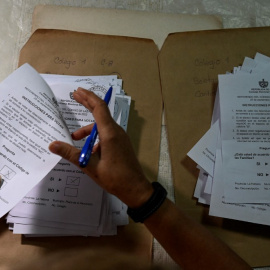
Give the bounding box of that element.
[79,86,113,168]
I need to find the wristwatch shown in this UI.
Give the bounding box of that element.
[127,182,167,223]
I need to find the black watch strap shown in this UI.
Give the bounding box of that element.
[127,182,167,223]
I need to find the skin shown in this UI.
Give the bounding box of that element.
[49,88,251,270]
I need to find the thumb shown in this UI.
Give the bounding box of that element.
[49,141,81,166]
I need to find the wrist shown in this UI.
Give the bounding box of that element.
[127,182,168,223]
[125,180,154,209]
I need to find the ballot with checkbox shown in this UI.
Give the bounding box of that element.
[66,176,80,186]
[64,187,78,197]
[0,165,16,180]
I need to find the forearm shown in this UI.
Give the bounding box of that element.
[49,89,251,270]
[144,198,251,270]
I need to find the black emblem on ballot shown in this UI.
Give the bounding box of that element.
[259,79,268,88]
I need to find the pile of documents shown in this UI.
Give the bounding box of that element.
[188,52,270,226]
[0,64,130,236]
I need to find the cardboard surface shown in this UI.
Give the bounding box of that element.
[159,27,270,267]
[0,217,152,269]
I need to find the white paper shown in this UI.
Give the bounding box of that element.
[9,82,116,226]
[187,120,219,177]
[222,141,270,203]
[209,150,270,226]
[3,69,130,236]
[219,73,270,203]
[188,53,270,225]
[0,64,73,218]
[193,168,211,205]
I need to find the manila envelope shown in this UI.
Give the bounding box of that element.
[0,30,161,269]
[159,27,270,267]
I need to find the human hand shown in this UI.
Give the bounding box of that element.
[49,88,153,208]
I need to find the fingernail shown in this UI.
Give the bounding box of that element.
[75,88,87,98]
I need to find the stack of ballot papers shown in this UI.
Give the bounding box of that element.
[0,64,131,236]
[188,52,270,226]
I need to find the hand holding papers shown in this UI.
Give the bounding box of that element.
[0,64,131,236]
[188,53,270,226]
